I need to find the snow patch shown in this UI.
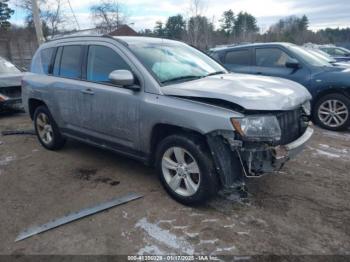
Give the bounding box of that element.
[215,246,236,252]
[184,231,199,238]
[237,231,249,236]
[137,244,165,255]
[135,218,194,254]
[314,149,340,158]
[199,239,219,244]
[122,211,128,219]
[158,219,176,224]
[201,219,219,223]
[223,224,235,228]
[0,155,16,166]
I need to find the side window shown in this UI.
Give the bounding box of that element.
[256,48,293,68]
[87,45,131,83]
[59,46,83,79]
[31,47,54,75]
[225,49,251,66]
[53,47,63,76]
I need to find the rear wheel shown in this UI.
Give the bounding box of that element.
[156,134,219,205]
[313,93,350,131]
[34,105,66,150]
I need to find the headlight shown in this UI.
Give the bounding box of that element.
[231,115,281,142]
[302,101,311,115]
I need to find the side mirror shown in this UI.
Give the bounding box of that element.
[285,59,300,69]
[108,70,140,90]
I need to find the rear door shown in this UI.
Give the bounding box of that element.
[51,45,93,133]
[222,48,253,74]
[252,47,310,86]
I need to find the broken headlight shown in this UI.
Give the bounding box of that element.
[231,115,281,142]
[302,100,311,115]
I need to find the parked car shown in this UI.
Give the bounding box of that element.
[0,57,23,111]
[305,48,350,68]
[210,42,350,131]
[22,36,313,205]
[319,45,350,62]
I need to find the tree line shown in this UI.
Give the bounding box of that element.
[1,0,350,50]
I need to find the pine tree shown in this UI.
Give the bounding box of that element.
[0,0,14,30]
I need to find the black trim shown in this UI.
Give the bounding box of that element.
[61,128,149,163]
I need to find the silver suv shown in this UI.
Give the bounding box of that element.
[22,36,313,205]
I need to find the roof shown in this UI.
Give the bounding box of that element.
[109,25,138,36]
[211,42,296,52]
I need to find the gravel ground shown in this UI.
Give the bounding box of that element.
[0,112,349,256]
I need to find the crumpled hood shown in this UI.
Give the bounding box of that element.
[162,73,311,111]
[0,73,23,88]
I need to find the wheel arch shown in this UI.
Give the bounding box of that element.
[28,98,47,120]
[148,123,209,166]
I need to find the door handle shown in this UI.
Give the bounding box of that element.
[255,72,262,75]
[81,89,94,95]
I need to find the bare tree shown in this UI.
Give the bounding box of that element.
[15,0,68,38]
[90,0,128,34]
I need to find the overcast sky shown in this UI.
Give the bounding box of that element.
[9,0,350,32]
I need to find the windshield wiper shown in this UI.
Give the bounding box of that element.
[161,75,203,84]
[205,71,226,77]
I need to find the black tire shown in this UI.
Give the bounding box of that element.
[33,105,66,150]
[313,93,350,131]
[155,134,219,205]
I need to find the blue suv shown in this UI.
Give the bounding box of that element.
[210,43,350,131]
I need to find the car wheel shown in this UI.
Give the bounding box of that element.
[313,93,350,131]
[34,105,66,150]
[156,134,219,205]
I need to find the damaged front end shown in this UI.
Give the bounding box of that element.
[206,106,313,190]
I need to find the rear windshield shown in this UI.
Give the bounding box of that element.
[0,58,21,74]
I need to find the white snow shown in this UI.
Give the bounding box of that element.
[137,244,165,255]
[315,149,341,158]
[215,246,236,252]
[199,239,219,244]
[0,155,16,166]
[201,219,219,223]
[223,224,235,228]
[135,218,194,254]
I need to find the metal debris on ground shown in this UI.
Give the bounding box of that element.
[1,129,36,136]
[15,192,143,242]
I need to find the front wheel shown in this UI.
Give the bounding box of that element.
[156,134,219,205]
[313,93,350,131]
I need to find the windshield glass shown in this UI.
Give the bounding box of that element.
[0,58,21,74]
[129,42,226,84]
[306,49,336,63]
[288,45,331,67]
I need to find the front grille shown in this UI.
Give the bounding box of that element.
[276,108,308,145]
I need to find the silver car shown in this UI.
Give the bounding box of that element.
[0,57,23,110]
[22,36,313,205]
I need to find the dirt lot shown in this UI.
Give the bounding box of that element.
[0,112,349,256]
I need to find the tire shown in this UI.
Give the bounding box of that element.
[155,134,219,205]
[313,93,350,131]
[33,105,66,150]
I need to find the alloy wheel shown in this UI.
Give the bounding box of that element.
[318,99,349,128]
[36,112,54,145]
[161,147,201,197]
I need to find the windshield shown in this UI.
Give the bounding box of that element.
[288,45,331,67]
[306,49,336,63]
[0,58,21,74]
[129,42,226,84]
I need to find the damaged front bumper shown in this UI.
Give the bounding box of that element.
[207,127,314,189]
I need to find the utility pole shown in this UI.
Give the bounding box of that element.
[31,0,44,45]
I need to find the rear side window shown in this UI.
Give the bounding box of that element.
[87,45,131,83]
[59,46,83,79]
[256,48,292,68]
[225,49,251,66]
[31,47,54,75]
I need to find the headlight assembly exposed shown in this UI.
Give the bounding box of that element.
[302,100,311,115]
[231,115,281,142]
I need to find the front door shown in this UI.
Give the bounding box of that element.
[251,47,311,87]
[82,44,140,150]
